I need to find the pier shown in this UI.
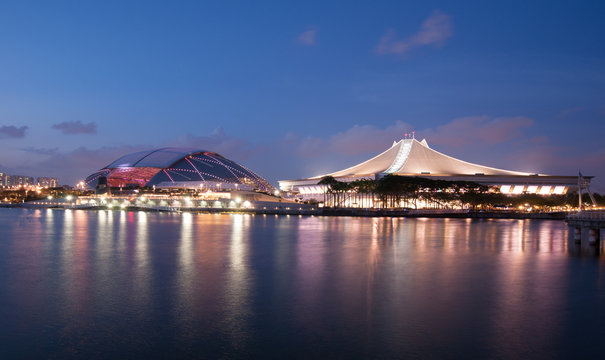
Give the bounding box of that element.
[566,212,605,250]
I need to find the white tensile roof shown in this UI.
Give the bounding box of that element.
[311,138,532,179]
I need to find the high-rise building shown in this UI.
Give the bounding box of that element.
[4,175,35,188]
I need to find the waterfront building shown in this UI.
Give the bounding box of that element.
[85,148,274,192]
[279,138,585,202]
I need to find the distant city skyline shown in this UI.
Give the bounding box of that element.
[1,1,604,191]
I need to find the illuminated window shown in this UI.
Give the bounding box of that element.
[500,185,511,193]
[538,186,552,195]
[553,186,565,195]
[512,185,525,194]
[526,185,538,194]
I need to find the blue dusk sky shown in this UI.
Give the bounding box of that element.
[1,1,604,190]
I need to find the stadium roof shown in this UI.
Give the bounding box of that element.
[105,148,210,169]
[312,138,531,179]
[86,148,274,191]
[279,138,584,195]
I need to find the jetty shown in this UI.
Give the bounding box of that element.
[566,211,605,247]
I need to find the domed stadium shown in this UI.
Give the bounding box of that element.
[85,148,274,192]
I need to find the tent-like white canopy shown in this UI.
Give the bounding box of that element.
[279,138,583,196]
[312,138,530,179]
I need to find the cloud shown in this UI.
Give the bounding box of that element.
[5,120,605,192]
[329,122,412,155]
[375,10,453,56]
[295,116,532,160]
[294,122,413,158]
[21,147,59,156]
[557,106,583,118]
[0,125,28,139]
[17,144,152,185]
[166,126,263,161]
[419,116,534,148]
[297,26,318,46]
[51,121,97,135]
[500,141,605,192]
[11,128,262,185]
[309,117,604,191]
[296,136,326,158]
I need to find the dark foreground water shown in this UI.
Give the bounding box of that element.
[0,209,604,359]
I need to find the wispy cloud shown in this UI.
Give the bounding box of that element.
[0,125,28,139]
[297,26,318,46]
[419,116,534,148]
[21,147,59,156]
[165,126,263,161]
[51,121,96,135]
[557,106,583,118]
[5,120,605,192]
[375,10,453,56]
[293,121,413,158]
[15,144,153,184]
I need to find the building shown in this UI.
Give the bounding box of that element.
[2,175,35,188]
[0,173,57,188]
[85,147,275,192]
[279,138,585,201]
[37,177,58,188]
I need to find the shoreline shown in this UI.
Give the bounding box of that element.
[320,208,567,220]
[0,203,569,220]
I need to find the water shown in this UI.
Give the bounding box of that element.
[0,208,603,359]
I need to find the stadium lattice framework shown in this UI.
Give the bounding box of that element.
[279,138,587,201]
[86,148,274,192]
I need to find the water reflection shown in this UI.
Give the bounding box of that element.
[134,211,150,310]
[222,214,252,349]
[1,210,604,359]
[487,221,566,358]
[62,210,89,318]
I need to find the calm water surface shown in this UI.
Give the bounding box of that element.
[0,208,604,359]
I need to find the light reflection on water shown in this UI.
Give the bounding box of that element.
[0,209,604,359]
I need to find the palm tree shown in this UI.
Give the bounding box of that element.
[318,176,338,207]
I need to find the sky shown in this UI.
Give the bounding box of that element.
[1,1,604,191]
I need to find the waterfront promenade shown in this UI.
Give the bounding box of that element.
[0,197,574,220]
[16,195,318,215]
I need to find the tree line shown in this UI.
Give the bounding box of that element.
[316,175,600,210]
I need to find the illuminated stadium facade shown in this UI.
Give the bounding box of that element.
[279,138,585,201]
[85,148,274,192]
